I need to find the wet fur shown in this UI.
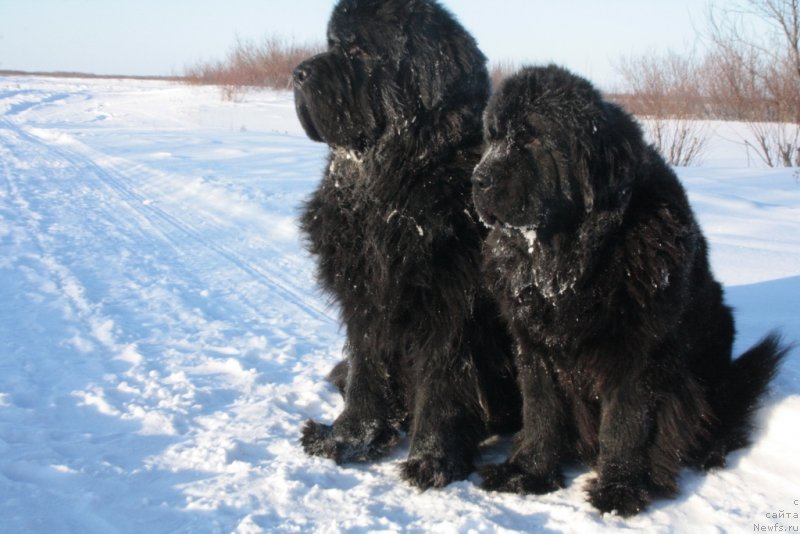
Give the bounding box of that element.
[294,0,519,489]
[472,65,788,515]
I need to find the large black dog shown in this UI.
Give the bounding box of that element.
[472,65,788,515]
[293,0,519,489]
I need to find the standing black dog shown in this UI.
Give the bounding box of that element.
[293,0,519,489]
[472,65,788,515]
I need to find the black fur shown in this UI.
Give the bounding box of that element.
[293,0,519,489]
[472,65,788,516]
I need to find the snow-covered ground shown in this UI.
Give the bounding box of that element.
[0,76,797,534]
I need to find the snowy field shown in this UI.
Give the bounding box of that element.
[0,76,798,533]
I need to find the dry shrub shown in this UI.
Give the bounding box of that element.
[185,36,322,100]
[614,0,800,167]
[614,52,711,166]
[704,0,800,166]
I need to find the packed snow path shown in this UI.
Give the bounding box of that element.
[0,77,798,533]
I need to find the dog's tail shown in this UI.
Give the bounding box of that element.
[706,332,790,464]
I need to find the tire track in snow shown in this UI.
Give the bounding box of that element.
[0,119,199,437]
[1,113,339,432]
[3,92,76,117]
[10,119,336,328]
[0,84,350,531]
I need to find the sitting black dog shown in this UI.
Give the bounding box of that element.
[293,0,519,489]
[472,65,788,515]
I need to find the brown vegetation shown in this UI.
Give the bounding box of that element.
[615,0,800,167]
[184,36,323,100]
[704,0,800,167]
[613,52,711,166]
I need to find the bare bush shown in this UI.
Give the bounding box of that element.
[185,36,322,100]
[743,120,800,167]
[613,0,800,167]
[705,0,800,166]
[614,52,711,166]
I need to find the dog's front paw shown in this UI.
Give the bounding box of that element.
[300,419,398,464]
[400,454,472,490]
[586,476,651,517]
[300,420,339,459]
[479,462,563,494]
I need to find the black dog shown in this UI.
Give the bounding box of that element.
[293,0,519,489]
[472,65,788,515]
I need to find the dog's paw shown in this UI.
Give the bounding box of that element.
[300,419,398,463]
[400,454,471,490]
[479,462,564,494]
[696,443,728,471]
[586,477,651,517]
[300,420,339,459]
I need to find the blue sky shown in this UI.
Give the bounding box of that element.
[0,0,705,89]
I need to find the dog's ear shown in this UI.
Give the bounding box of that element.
[405,8,489,114]
[592,102,644,210]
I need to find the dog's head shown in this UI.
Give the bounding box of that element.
[472,65,644,241]
[293,0,489,152]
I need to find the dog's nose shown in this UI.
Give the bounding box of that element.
[293,64,311,86]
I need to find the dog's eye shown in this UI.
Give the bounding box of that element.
[526,137,543,148]
[346,45,369,59]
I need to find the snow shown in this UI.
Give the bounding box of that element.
[1,75,798,533]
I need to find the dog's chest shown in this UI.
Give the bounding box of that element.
[489,230,601,347]
[324,168,429,244]
[310,156,442,294]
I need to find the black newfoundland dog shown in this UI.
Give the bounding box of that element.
[293,0,519,489]
[472,65,788,515]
